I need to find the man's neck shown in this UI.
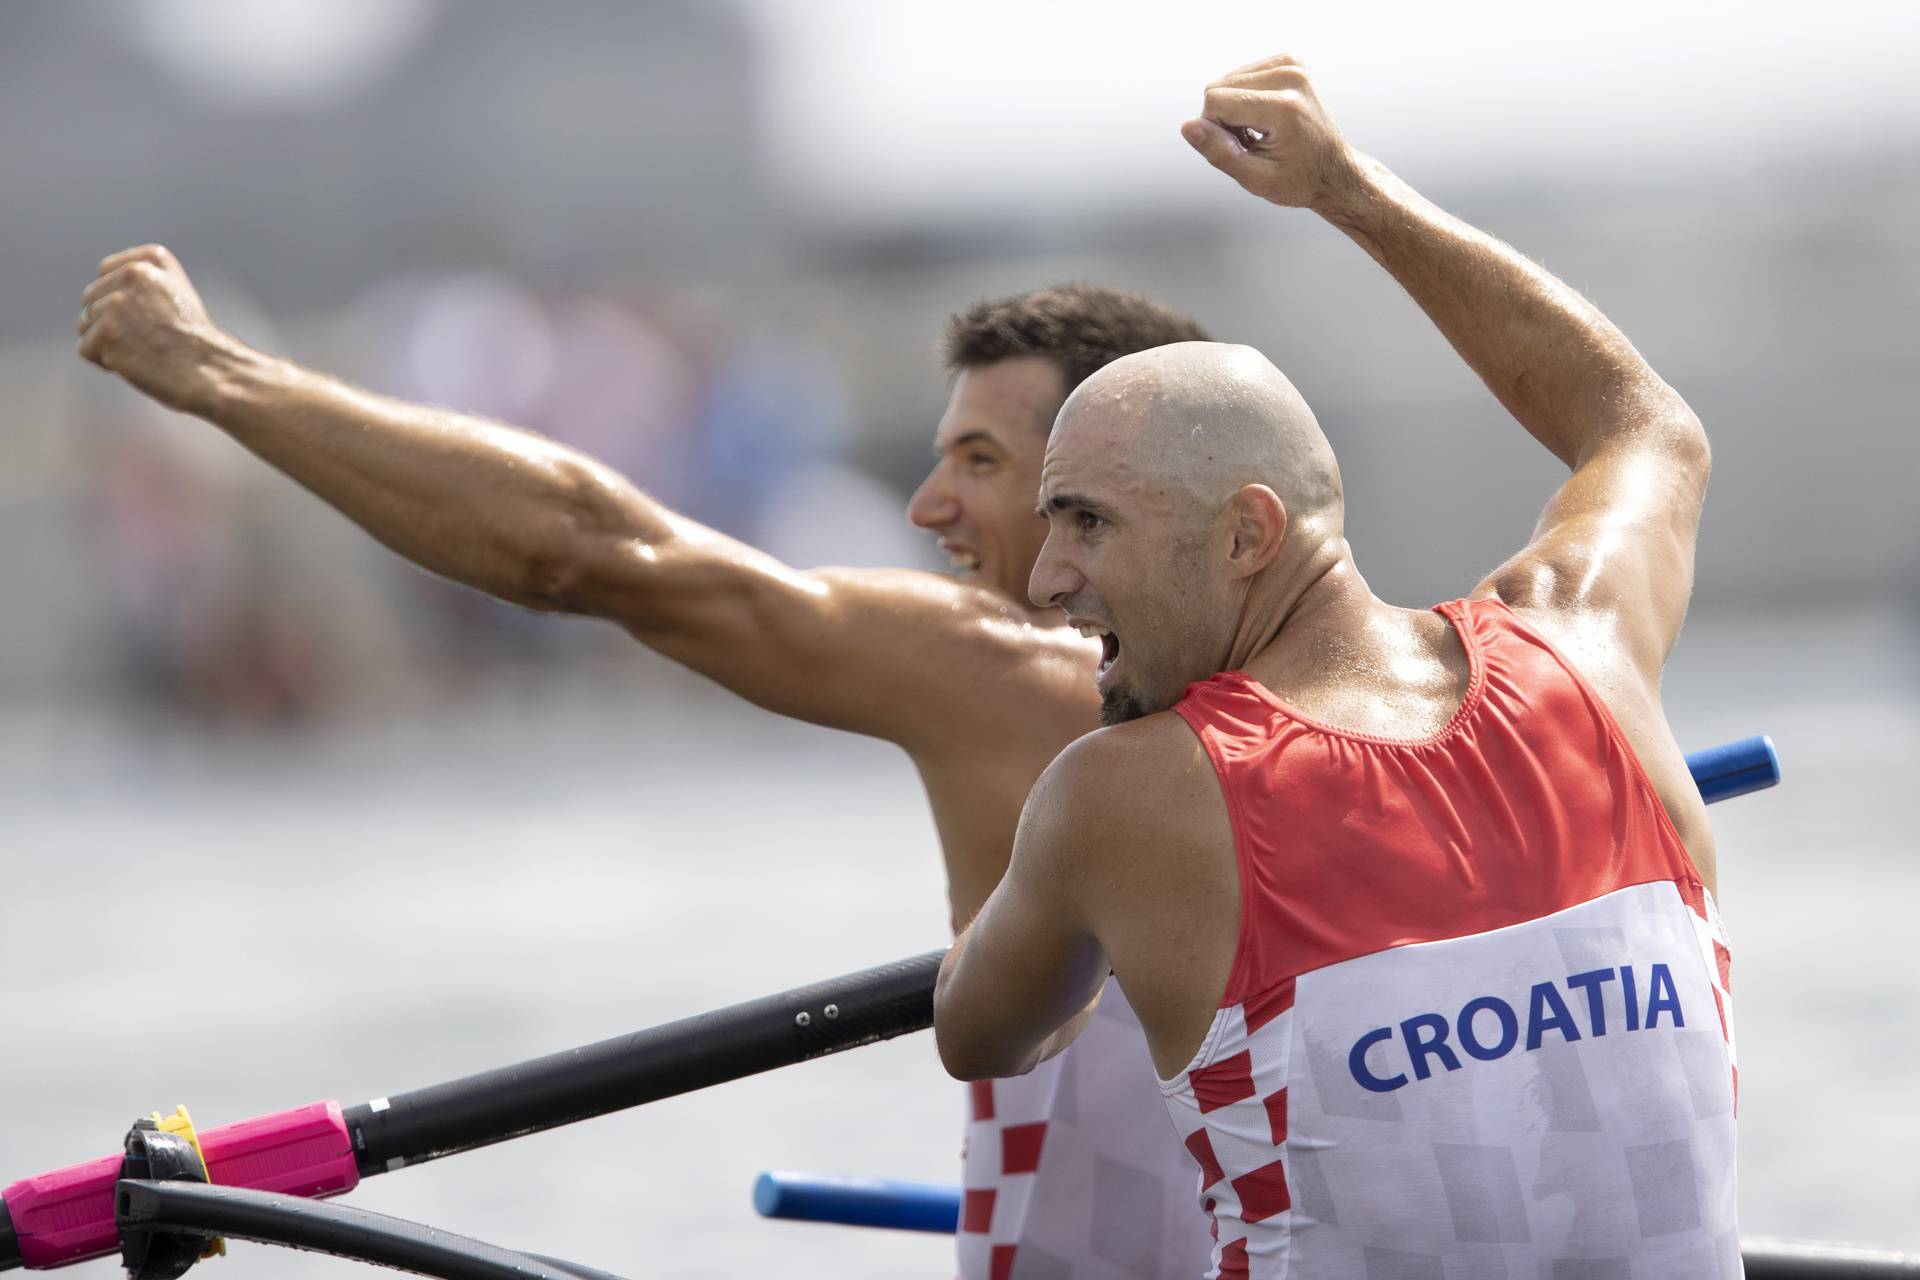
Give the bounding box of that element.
[1231,541,1478,742]
[1225,537,1383,677]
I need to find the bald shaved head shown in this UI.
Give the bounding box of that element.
[1031,342,1346,724]
[1057,341,1341,530]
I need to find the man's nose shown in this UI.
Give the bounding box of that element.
[1028,531,1080,609]
[907,466,959,530]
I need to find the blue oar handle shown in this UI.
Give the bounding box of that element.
[753,1171,959,1234]
[1686,734,1781,804]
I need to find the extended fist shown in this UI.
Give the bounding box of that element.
[77,245,227,413]
[1181,56,1356,211]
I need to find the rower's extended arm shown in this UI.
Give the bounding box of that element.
[1183,58,1709,679]
[74,246,1030,747]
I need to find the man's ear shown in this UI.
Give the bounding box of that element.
[1225,485,1286,578]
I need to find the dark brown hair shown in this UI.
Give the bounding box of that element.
[941,284,1212,395]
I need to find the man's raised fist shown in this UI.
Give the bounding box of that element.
[1181,55,1357,212]
[77,245,229,414]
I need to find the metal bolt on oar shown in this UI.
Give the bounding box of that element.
[0,735,1803,1279]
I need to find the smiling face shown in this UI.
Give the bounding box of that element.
[907,356,1066,602]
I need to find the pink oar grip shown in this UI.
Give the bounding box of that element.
[198,1101,359,1199]
[3,1101,358,1270]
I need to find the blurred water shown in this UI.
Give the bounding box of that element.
[3,605,1917,1278]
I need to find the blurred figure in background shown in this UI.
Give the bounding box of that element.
[74,253,1217,1278]
[84,413,336,725]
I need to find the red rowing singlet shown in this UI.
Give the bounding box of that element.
[1162,598,1739,1279]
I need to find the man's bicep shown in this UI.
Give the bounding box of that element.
[1475,428,1709,672]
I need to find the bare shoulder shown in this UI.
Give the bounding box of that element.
[1020,712,1239,1024]
[1026,713,1220,858]
[1470,423,1708,683]
[1479,594,1641,695]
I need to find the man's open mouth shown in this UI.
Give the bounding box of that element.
[1075,622,1120,678]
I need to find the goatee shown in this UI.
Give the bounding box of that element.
[1099,689,1148,726]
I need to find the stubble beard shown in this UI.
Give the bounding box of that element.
[1099,688,1148,726]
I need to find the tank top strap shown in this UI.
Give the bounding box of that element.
[1433,595,1524,689]
[1175,670,1284,737]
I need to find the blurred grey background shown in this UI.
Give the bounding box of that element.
[1,2,1916,1277]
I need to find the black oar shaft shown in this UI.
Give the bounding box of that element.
[1745,1241,1920,1278]
[343,950,944,1177]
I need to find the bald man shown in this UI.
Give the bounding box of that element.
[936,56,1734,1278]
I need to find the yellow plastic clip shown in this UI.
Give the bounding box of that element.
[149,1106,227,1260]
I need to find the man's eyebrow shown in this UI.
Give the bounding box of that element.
[933,429,1005,459]
[1035,490,1106,520]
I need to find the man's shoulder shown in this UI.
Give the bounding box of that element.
[1025,714,1234,931]
[1038,713,1219,839]
[1059,709,1208,766]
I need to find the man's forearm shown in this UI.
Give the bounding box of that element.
[188,338,666,614]
[1313,155,1692,465]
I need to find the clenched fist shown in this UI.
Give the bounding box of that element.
[77,245,235,414]
[1181,55,1359,211]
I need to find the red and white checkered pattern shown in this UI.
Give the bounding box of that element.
[956,978,1215,1279]
[1161,979,1298,1278]
[957,1073,1049,1279]
[1681,877,1740,1108]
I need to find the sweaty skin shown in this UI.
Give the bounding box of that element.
[75,247,1098,931]
[935,54,1714,1085]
